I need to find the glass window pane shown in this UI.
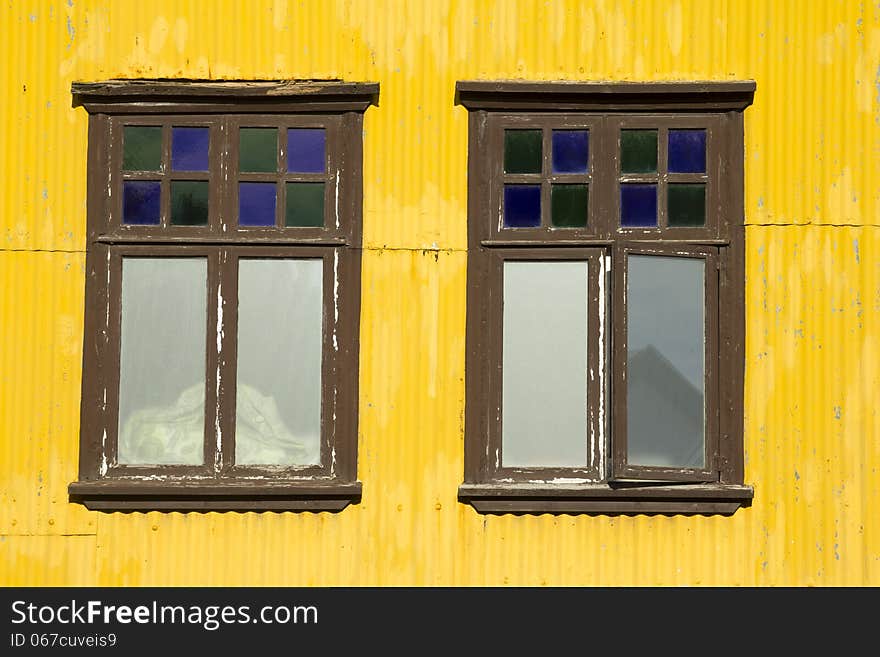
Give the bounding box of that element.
[239,128,277,173]
[122,181,161,225]
[236,259,323,466]
[626,255,705,468]
[171,127,210,172]
[503,184,541,228]
[551,184,588,228]
[123,126,162,171]
[287,129,326,173]
[551,130,589,174]
[502,261,588,467]
[118,258,207,465]
[620,129,658,173]
[239,182,276,226]
[504,129,542,174]
[668,183,706,227]
[668,129,706,173]
[171,181,209,226]
[285,182,324,227]
[620,183,657,227]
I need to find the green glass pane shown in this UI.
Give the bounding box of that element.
[171,181,209,226]
[551,184,588,228]
[123,126,162,171]
[620,129,658,174]
[239,128,278,173]
[285,182,324,227]
[504,130,542,174]
[668,183,706,227]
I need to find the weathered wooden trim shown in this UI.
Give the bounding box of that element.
[68,480,362,512]
[73,81,372,512]
[72,80,380,114]
[95,235,348,246]
[458,483,753,516]
[460,81,753,516]
[455,80,756,112]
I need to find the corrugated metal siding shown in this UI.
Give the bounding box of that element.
[0,251,94,537]
[1,0,879,586]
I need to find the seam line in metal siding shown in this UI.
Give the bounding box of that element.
[0,248,85,254]
[0,533,98,538]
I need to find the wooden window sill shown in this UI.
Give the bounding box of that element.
[68,479,362,512]
[458,483,753,516]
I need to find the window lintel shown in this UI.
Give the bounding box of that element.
[455,80,756,112]
[72,79,380,114]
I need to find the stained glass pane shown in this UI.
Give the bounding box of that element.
[668,129,706,173]
[287,129,326,173]
[551,130,589,174]
[620,184,657,227]
[551,184,588,228]
[239,183,276,226]
[123,181,161,225]
[239,128,277,173]
[627,255,705,468]
[620,129,658,174]
[503,185,541,228]
[171,127,209,172]
[668,184,706,227]
[504,130,542,174]
[502,261,588,467]
[118,257,207,465]
[171,181,209,226]
[236,259,323,466]
[285,183,324,227]
[123,126,162,171]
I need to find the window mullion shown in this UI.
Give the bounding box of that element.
[208,247,237,476]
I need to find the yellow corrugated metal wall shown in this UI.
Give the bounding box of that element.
[1,0,878,586]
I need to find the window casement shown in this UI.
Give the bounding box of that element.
[457,81,755,515]
[68,80,378,511]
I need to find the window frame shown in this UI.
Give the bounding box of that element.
[457,81,755,515]
[68,80,378,511]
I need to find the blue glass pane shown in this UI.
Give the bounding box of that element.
[238,183,276,226]
[620,184,657,227]
[552,130,589,174]
[123,181,161,225]
[668,129,706,173]
[503,185,541,228]
[287,129,326,173]
[171,127,210,172]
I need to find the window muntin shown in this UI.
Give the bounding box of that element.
[459,81,753,515]
[70,81,376,511]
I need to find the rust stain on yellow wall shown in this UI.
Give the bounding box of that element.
[1,0,879,586]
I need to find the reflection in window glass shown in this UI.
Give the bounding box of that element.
[117,258,207,465]
[626,255,705,468]
[502,261,588,467]
[236,259,323,466]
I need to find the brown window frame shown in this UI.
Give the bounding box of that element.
[68,80,378,512]
[457,81,755,515]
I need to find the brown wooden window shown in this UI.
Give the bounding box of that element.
[457,81,756,515]
[68,80,378,511]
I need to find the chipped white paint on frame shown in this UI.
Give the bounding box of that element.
[214,276,223,469]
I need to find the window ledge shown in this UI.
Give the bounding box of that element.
[68,479,362,512]
[458,483,753,516]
